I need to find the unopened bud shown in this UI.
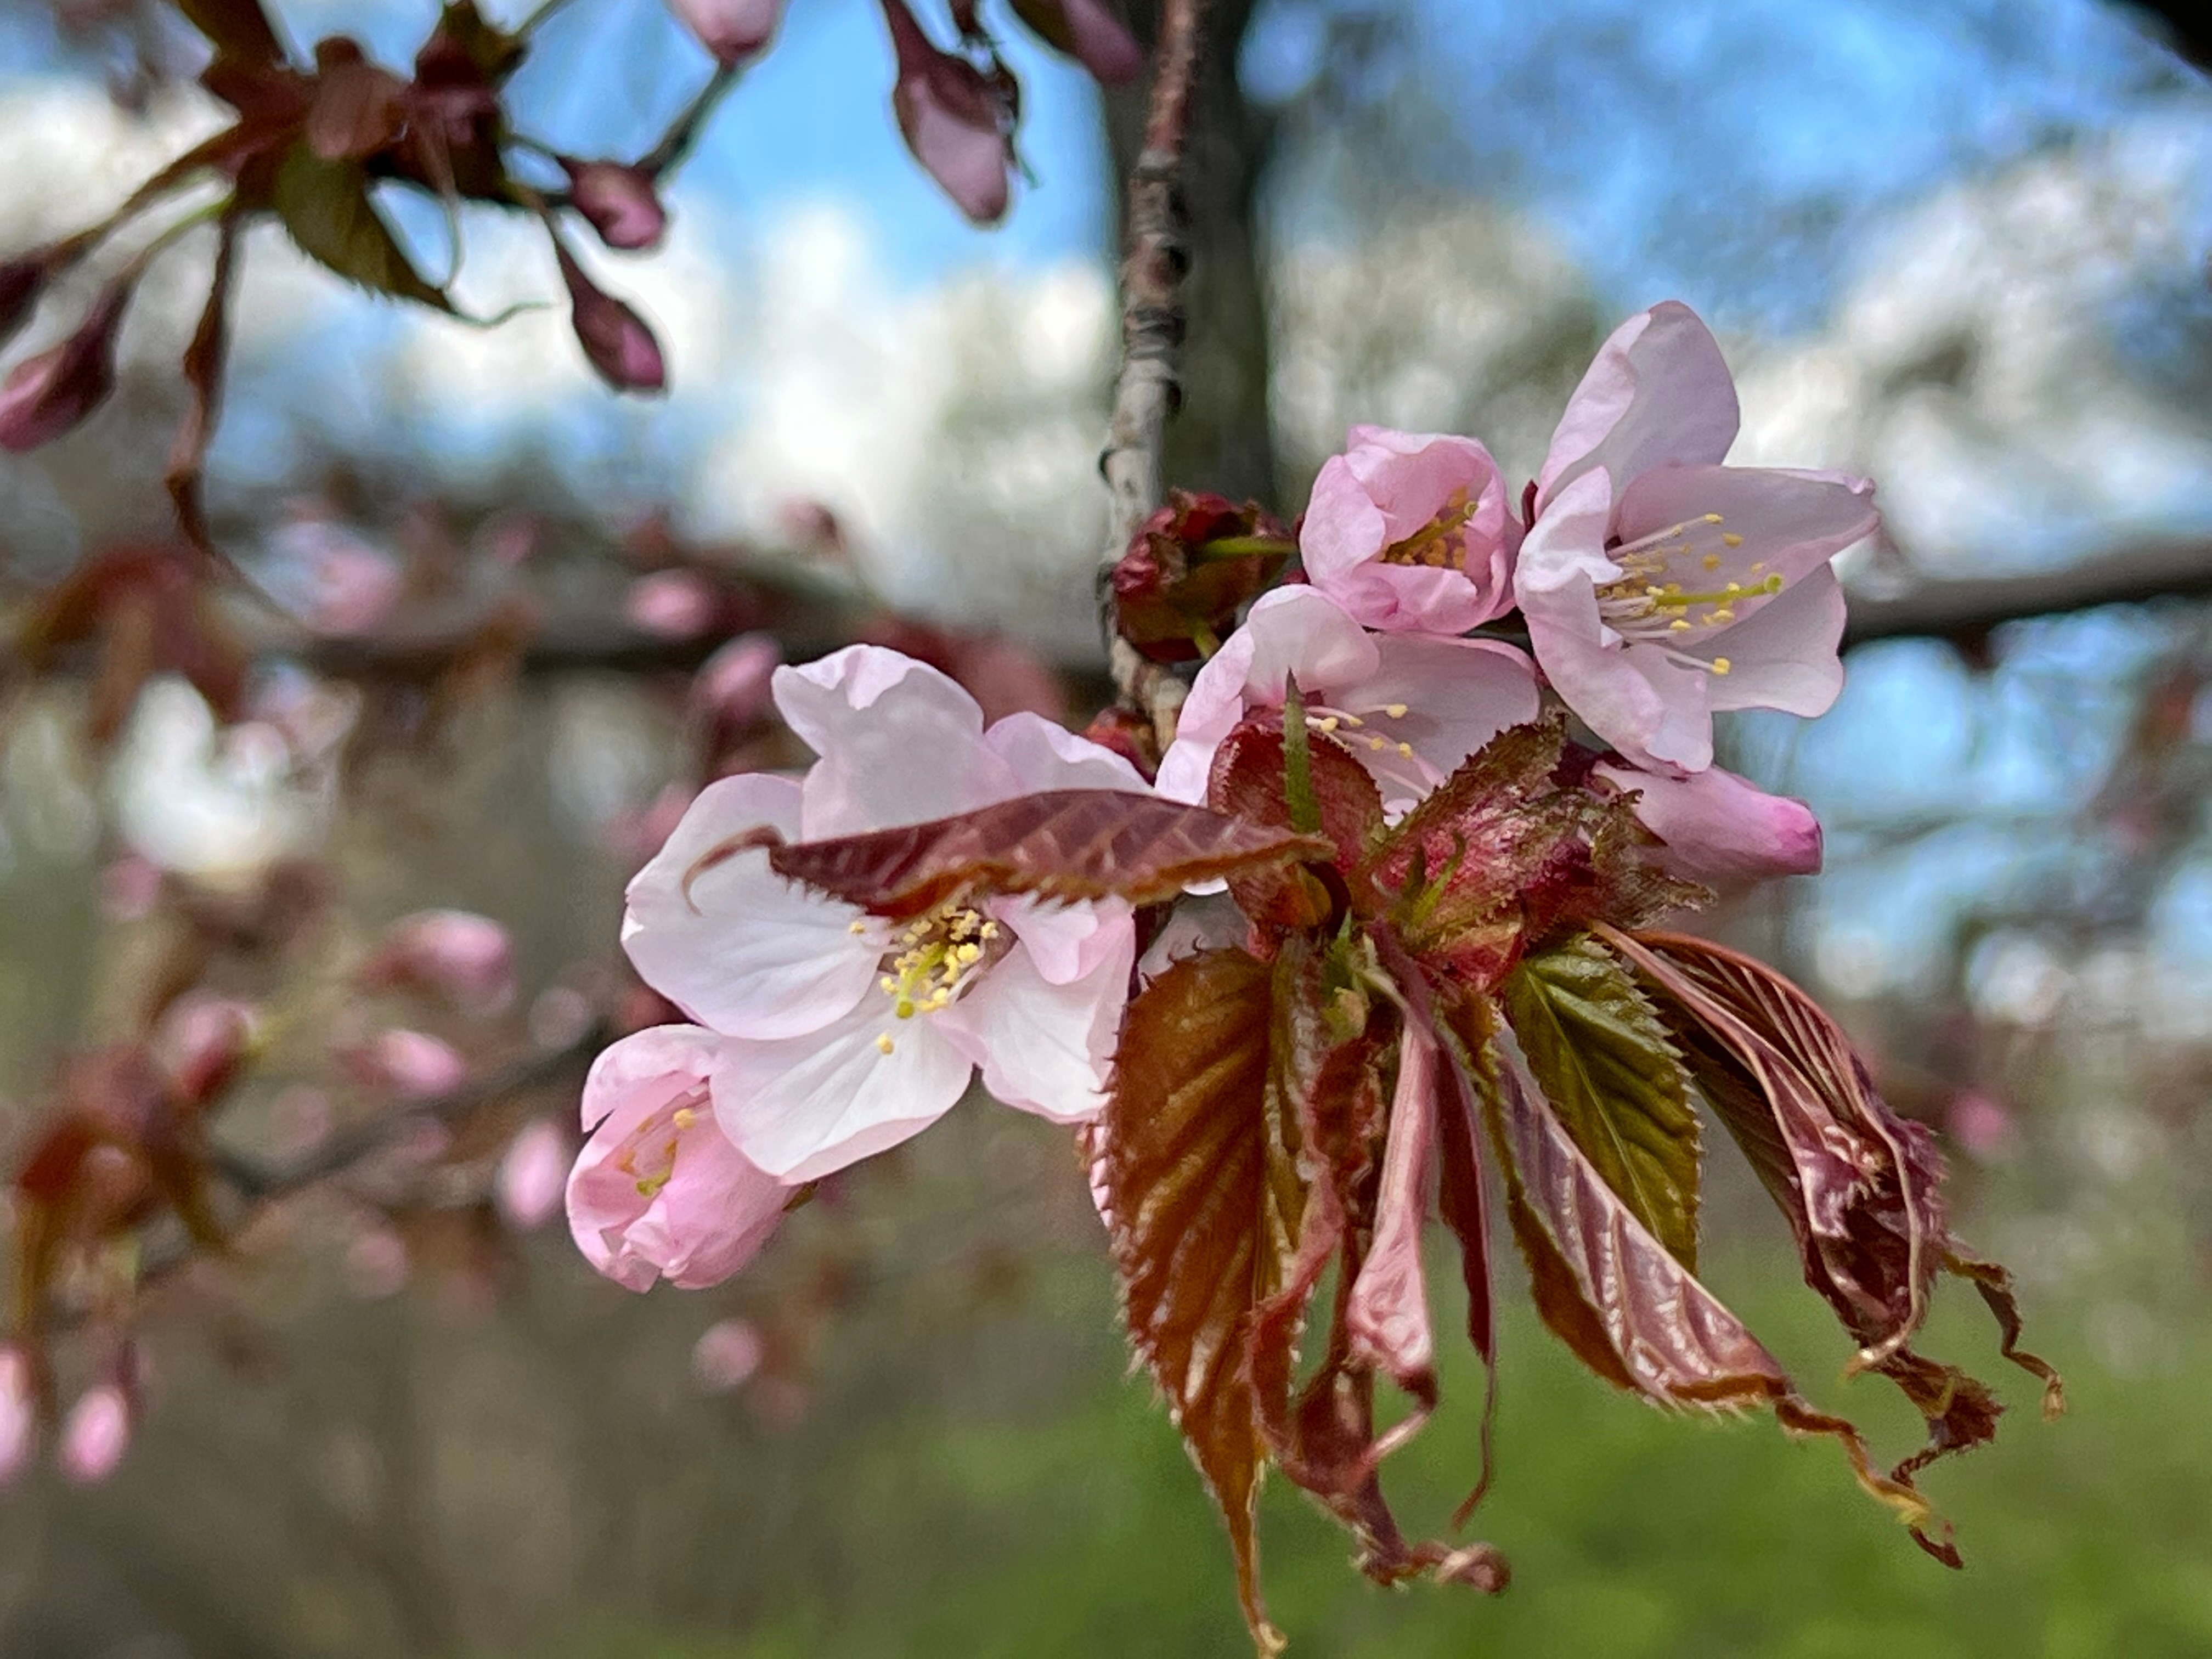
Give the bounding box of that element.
[562,159,669,252]
[666,0,782,65]
[879,0,1013,225]
[692,632,782,729]
[362,910,516,1014]
[625,569,718,639]
[1113,490,1292,663]
[1008,0,1142,84]
[343,1028,470,1100]
[151,993,259,1108]
[59,1384,132,1485]
[0,278,129,453]
[496,1119,569,1230]
[556,243,666,394]
[0,1347,35,1487]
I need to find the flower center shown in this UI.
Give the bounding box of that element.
[616,1085,709,1198]
[1379,489,1479,571]
[1595,512,1781,676]
[867,902,1002,1052]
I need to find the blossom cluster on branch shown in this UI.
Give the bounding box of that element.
[559,302,2062,1652]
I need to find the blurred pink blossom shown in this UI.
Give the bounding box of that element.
[270,1085,334,1159]
[343,1029,469,1100]
[98,855,163,922]
[0,1346,35,1487]
[880,0,1013,224]
[528,984,597,1050]
[625,570,719,639]
[692,632,782,730]
[59,1384,131,1484]
[496,1119,569,1230]
[344,1227,411,1298]
[667,0,781,63]
[563,159,668,251]
[150,992,259,1107]
[362,909,517,1014]
[1949,1090,2018,1162]
[1011,0,1143,83]
[0,277,127,452]
[1591,759,1822,886]
[691,1317,765,1392]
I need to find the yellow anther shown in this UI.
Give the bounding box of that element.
[1669,618,1692,633]
[1749,561,1767,574]
[1702,554,1722,572]
[1711,609,1735,624]
[876,1033,895,1054]
[1383,703,1409,719]
[1703,512,1724,523]
[1723,532,1744,547]
[1316,715,1340,733]
[1339,714,1365,729]
[1711,657,1733,675]
[1396,742,1414,759]
[672,1107,698,1131]
[1368,736,1390,752]
[980,921,999,939]
[848,919,867,935]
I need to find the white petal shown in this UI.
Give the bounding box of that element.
[1537,301,1739,510]
[939,932,1135,1124]
[983,712,1149,794]
[711,998,973,1181]
[622,772,878,1039]
[996,895,1133,986]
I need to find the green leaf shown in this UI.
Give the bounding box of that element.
[1503,934,1701,1268]
[270,145,452,311]
[1098,947,1299,1656]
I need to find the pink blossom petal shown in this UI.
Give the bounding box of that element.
[936,929,1133,1124]
[1612,464,1876,594]
[992,894,1132,985]
[1331,634,1539,812]
[568,1025,789,1290]
[59,1385,131,1484]
[880,0,1013,224]
[0,278,127,453]
[667,0,781,64]
[692,632,782,729]
[364,909,516,1014]
[562,159,668,251]
[1593,759,1822,884]
[1536,300,1739,511]
[1698,563,1848,718]
[981,710,1149,795]
[347,1029,470,1099]
[1,1347,35,1487]
[622,771,879,1041]
[626,570,720,639]
[711,998,973,1182]
[692,1318,765,1392]
[1348,1025,1438,1389]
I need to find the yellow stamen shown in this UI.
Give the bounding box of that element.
[1723,532,1744,547]
[1382,703,1409,719]
[876,1033,895,1054]
[1711,657,1733,675]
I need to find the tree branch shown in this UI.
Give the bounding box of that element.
[1841,537,2212,650]
[1098,0,1209,746]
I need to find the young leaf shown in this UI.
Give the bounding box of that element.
[1473,1041,1953,1556]
[742,789,1333,920]
[1207,715,1382,936]
[270,146,453,311]
[172,0,287,65]
[165,212,242,561]
[1502,933,1700,1269]
[1098,947,1297,1656]
[1600,926,2063,1476]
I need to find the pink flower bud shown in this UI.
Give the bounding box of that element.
[99,854,164,922]
[1593,759,1824,888]
[1009,0,1143,84]
[59,1384,132,1484]
[287,526,403,635]
[344,1226,410,1298]
[0,278,129,453]
[344,1028,470,1099]
[691,1317,765,1392]
[879,0,1014,224]
[151,992,259,1107]
[496,1119,569,1230]
[2,255,49,349]
[1948,1089,2018,1161]
[362,909,516,1014]
[625,569,718,638]
[666,0,782,65]
[0,1347,35,1487]
[556,244,666,394]
[692,632,781,728]
[562,159,669,252]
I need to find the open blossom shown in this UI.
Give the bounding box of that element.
[1515,302,1880,775]
[1156,585,1539,815]
[1300,425,1519,635]
[567,1025,789,1290]
[1591,758,1822,885]
[620,645,1146,1182]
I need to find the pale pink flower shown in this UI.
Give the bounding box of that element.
[1948,1090,2018,1161]
[562,159,667,251]
[691,631,782,729]
[149,992,258,1106]
[625,570,718,639]
[0,1346,35,1487]
[692,1317,765,1392]
[1156,585,1539,816]
[1300,425,1519,635]
[59,1384,131,1483]
[880,0,1013,225]
[621,645,1146,1181]
[363,909,516,1015]
[1516,301,1881,774]
[567,1024,789,1290]
[1591,759,1822,886]
[496,1119,569,1230]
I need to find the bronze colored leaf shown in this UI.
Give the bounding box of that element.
[270,145,453,311]
[1502,934,1700,1269]
[1099,947,1298,1656]
[173,0,287,65]
[1474,1040,1949,1554]
[165,212,242,562]
[740,789,1333,921]
[1208,715,1382,935]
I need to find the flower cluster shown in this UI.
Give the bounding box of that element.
[565,302,2049,1657]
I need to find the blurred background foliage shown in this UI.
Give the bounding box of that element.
[7,0,2212,1652]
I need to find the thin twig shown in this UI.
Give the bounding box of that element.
[1097,0,1210,748]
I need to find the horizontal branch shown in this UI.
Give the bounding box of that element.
[1840,537,2212,648]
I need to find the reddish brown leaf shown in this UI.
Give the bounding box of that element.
[1208,716,1381,937]
[1600,926,2062,1487]
[1099,947,1296,1655]
[739,789,1333,921]
[1474,1037,1949,1555]
[165,212,242,563]
[173,0,287,65]
[1113,490,1293,664]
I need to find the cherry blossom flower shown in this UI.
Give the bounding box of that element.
[496,1119,571,1231]
[880,0,1014,225]
[620,646,1146,1183]
[59,1384,132,1484]
[1300,425,1519,635]
[362,909,516,1014]
[1591,758,1822,885]
[342,1028,469,1099]
[1515,302,1881,774]
[0,1346,34,1487]
[568,1025,789,1291]
[562,159,668,251]
[1156,585,1539,816]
